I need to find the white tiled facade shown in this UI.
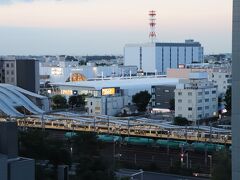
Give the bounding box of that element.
[86,96,125,116]
[175,73,218,123]
[208,69,232,96]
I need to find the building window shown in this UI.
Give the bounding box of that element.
[11,70,14,75]
[11,63,14,68]
[205,106,209,110]
[198,92,203,96]
[212,90,216,94]
[205,91,209,95]
[6,70,9,75]
[197,107,202,110]
[188,107,192,111]
[212,98,216,101]
[205,99,209,102]
[164,89,170,93]
[188,92,192,96]
[198,99,202,103]
[6,63,9,68]
[90,102,93,106]
[178,92,182,96]
[178,114,182,117]
[178,99,182,103]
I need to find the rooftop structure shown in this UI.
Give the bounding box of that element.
[52,76,180,97]
[0,84,49,117]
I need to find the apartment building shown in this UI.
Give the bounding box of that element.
[174,72,218,123]
[167,64,232,96]
[0,57,40,93]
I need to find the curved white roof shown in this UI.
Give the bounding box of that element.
[0,84,46,117]
[52,77,180,90]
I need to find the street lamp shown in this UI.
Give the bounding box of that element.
[208,155,212,175]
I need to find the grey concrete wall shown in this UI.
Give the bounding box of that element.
[0,154,7,180]
[8,158,35,180]
[0,122,18,159]
[232,0,240,179]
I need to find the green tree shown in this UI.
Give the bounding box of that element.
[52,95,67,109]
[132,91,151,112]
[68,95,86,108]
[224,86,231,114]
[71,132,100,158]
[211,151,231,180]
[174,117,189,126]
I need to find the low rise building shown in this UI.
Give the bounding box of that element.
[151,85,176,109]
[0,122,35,180]
[174,72,218,123]
[167,63,232,96]
[87,95,125,116]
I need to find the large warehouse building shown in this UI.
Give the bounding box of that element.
[124,39,204,74]
[51,77,180,116]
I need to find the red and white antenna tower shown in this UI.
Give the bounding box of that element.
[149,10,156,43]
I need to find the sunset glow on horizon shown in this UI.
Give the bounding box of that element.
[0,0,232,55]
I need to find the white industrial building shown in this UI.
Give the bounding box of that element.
[124,39,204,74]
[52,77,180,116]
[40,61,137,84]
[174,72,218,123]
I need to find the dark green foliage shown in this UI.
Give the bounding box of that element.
[71,132,100,158]
[224,86,231,114]
[132,91,151,112]
[79,60,87,66]
[174,117,189,126]
[71,132,114,180]
[19,129,71,166]
[19,130,114,180]
[52,95,67,109]
[76,157,114,180]
[85,56,117,61]
[68,95,86,108]
[211,151,231,180]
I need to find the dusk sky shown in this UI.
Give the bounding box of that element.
[0,0,232,55]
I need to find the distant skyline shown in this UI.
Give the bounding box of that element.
[0,0,232,55]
